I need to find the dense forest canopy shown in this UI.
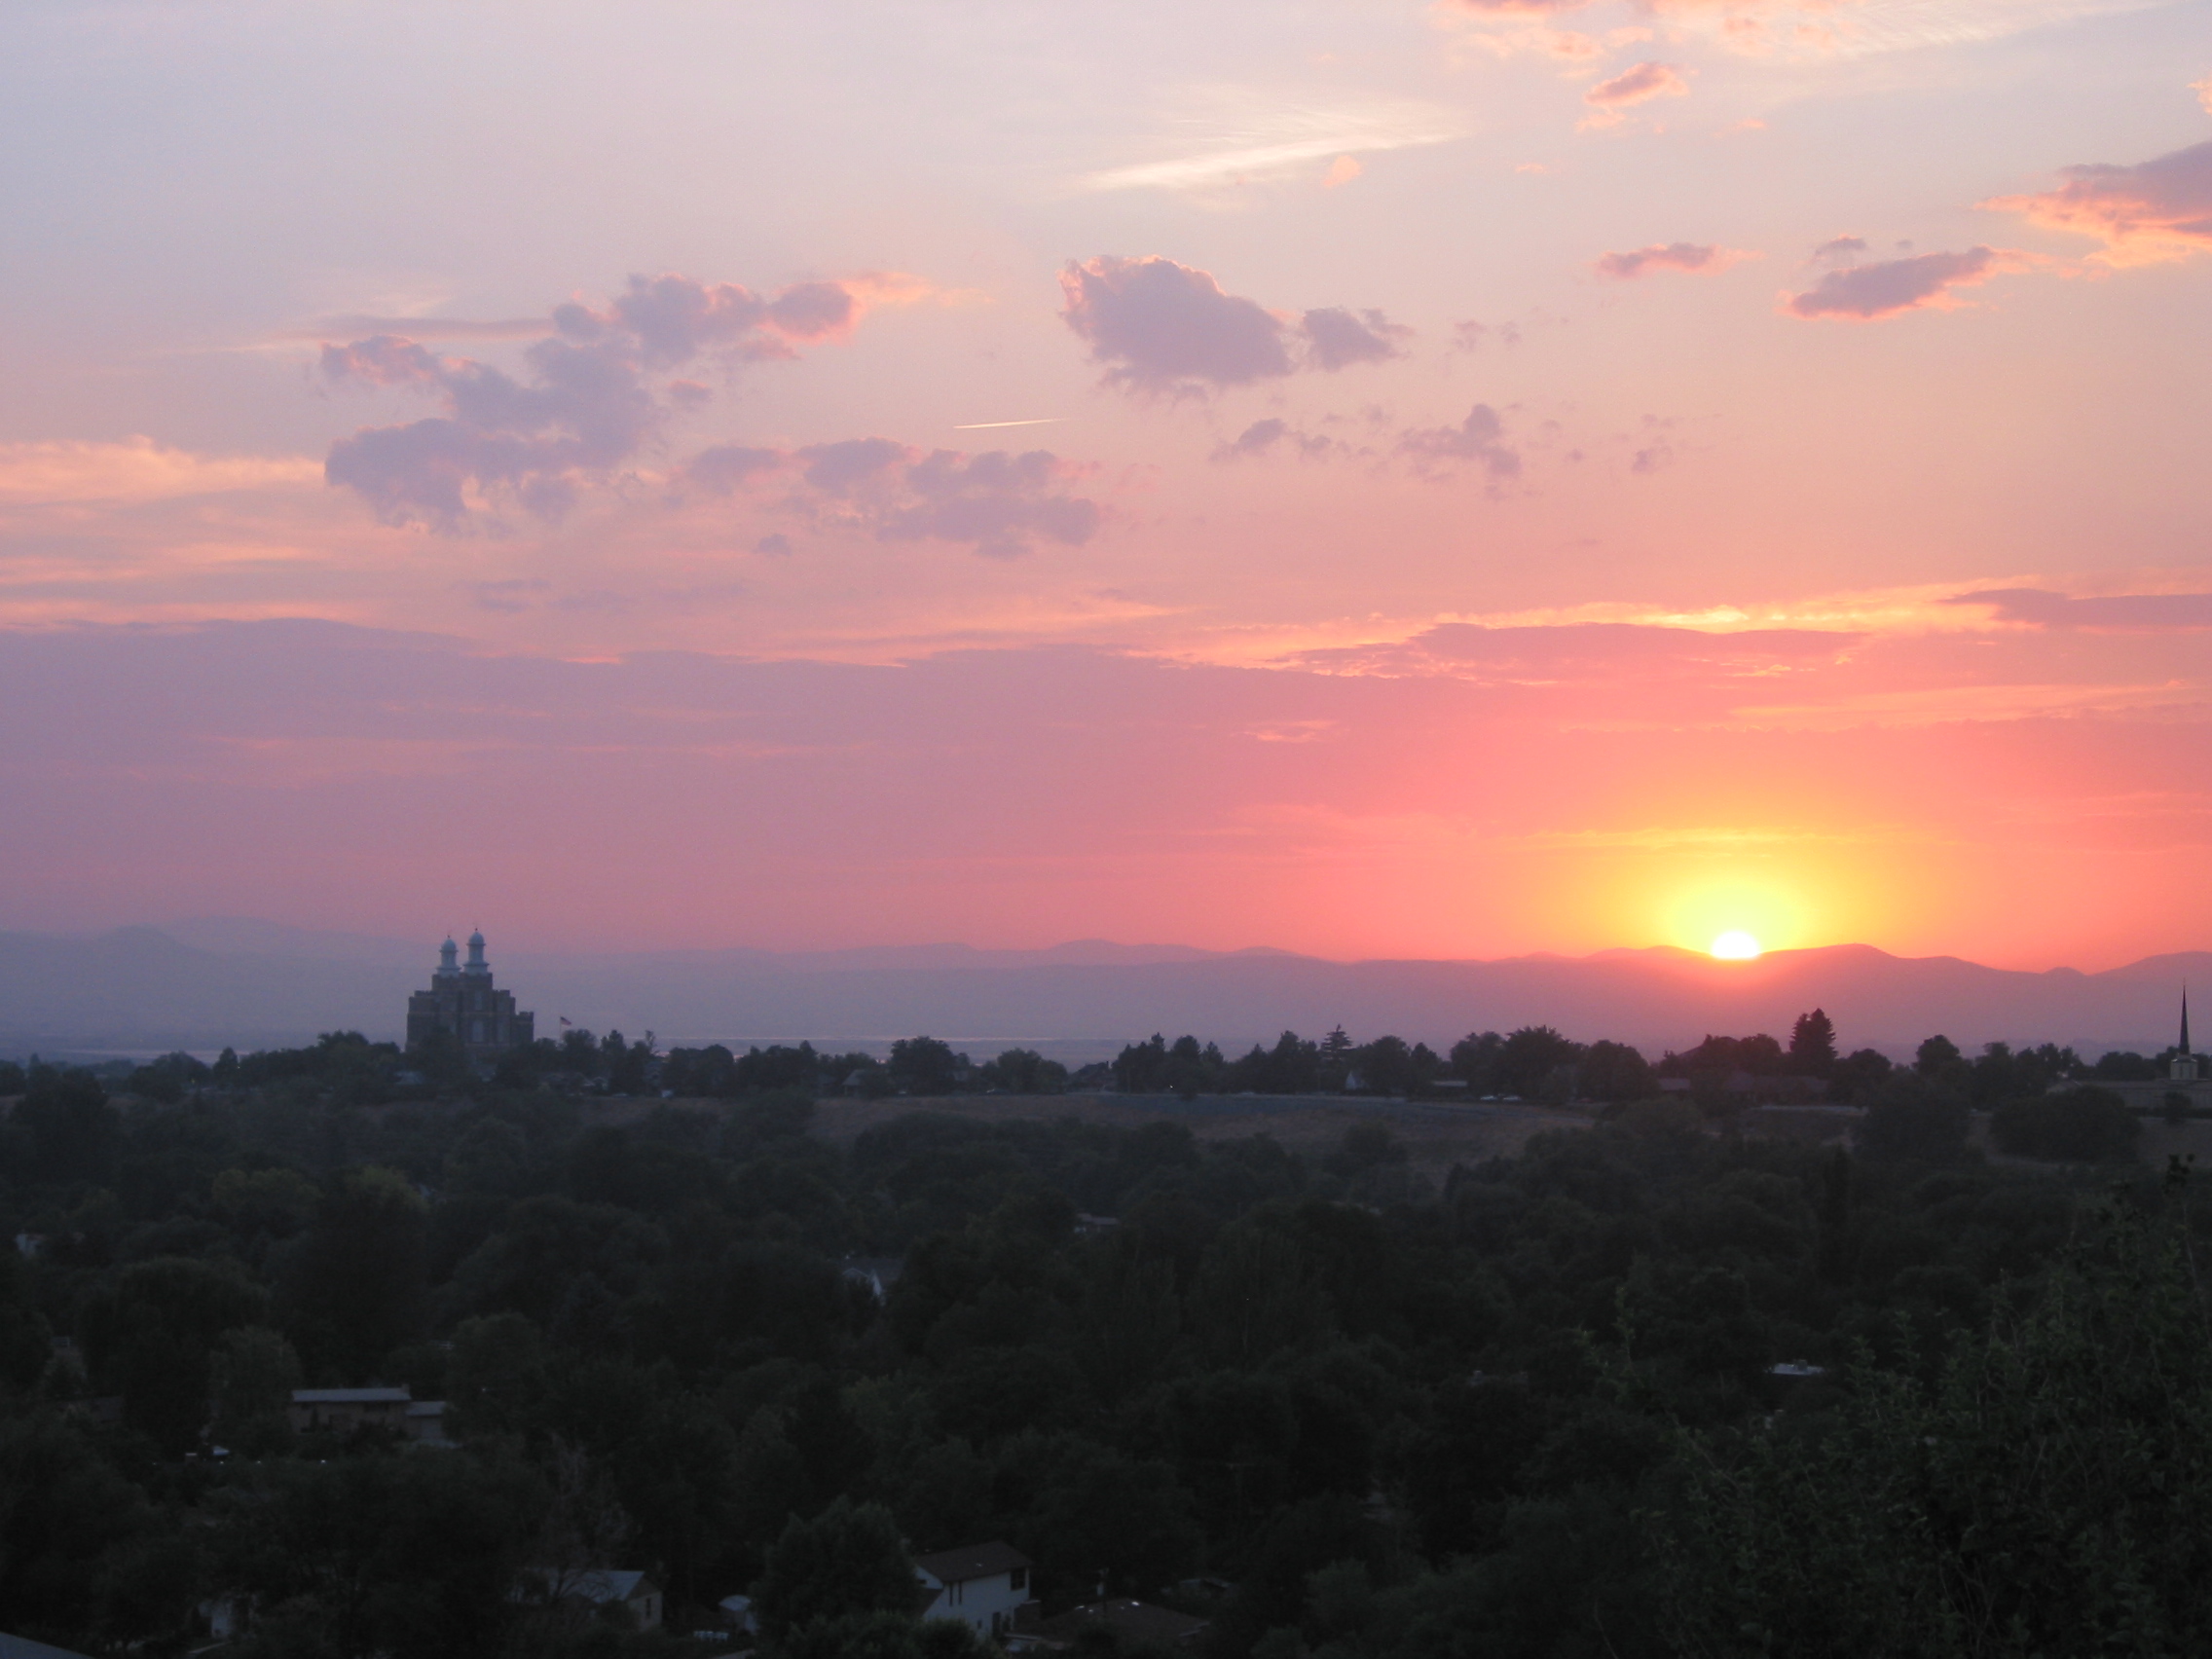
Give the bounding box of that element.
[0,1011,2205,1659]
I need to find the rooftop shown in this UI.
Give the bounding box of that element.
[293,1387,411,1404]
[913,1541,1031,1585]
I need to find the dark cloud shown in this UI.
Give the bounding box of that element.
[1810,235,1869,265]
[1397,404,1521,480]
[683,439,1102,561]
[1945,588,2212,631]
[1059,255,1406,394]
[321,273,879,530]
[1784,246,1999,319]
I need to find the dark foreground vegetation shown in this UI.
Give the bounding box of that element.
[1,1016,2207,1659]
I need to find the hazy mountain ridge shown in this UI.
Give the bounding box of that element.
[0,925,2202,1060]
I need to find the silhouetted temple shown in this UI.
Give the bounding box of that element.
[406,931,534,1063]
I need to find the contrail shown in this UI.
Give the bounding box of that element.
[953,418,1069,429]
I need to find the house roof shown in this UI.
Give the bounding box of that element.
[2,1635,96,1659]
[292,1387,411,1405]
[913,1541,1031,1585]
[567,1569,656,1604]
[1032,1601,1207,1646]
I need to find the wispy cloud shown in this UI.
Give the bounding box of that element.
[1594,242,1754,278]
[0,437,320,505]
[1077,96,1461,193]
[1580,61,1689,128]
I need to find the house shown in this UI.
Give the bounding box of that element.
[715,1594,759,1639]
[289,1385,452,1441]
[1009,1599,1208,1651]
[913,1542,1034,1641]
[542,1569,663,1631]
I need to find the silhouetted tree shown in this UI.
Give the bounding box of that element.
[1991,1085,2140,1162]
[1788,1009,1838,1077]
[283,1166,428,1380]
[1579,1040,1655,1103]
[890,1036,963,1095]
[754,1496,918,1643]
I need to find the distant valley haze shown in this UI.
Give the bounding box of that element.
[4,919,2200,1066]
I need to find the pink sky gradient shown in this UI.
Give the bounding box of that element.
[3,0,2210,970]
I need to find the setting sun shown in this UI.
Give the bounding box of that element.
[1711,931,1763,961]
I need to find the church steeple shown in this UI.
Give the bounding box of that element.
[2174,985,2200,1084]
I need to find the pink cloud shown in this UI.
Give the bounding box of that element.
[1985,138,2212,266]
[1058,255,1407,395]
[0,438,320,505]
[1582,61,1689,126]
[1783,246,2002,319]
[1593,241,1751,279]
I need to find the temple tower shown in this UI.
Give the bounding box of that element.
[406,931,535,1064]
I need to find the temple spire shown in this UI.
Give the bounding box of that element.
[2184,984,2193,1057]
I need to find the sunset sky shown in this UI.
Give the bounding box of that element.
[4,0,2210,968]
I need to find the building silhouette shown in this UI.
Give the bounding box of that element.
[2095,989,2208,1110]
[406,931,534,1063]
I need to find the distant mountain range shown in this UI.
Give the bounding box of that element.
[1,921,2202,1064]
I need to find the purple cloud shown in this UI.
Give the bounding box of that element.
[1784,247,2000,320]
[552,273,860,368]
[1300,307,1409,370]
[1059,255,1406,394]
[1397,404,1521,481]
[684,445,784,494]
[1210,419,1340,463]
[683,440,1101,561]
[1594,242,1746,279]
[1945,588,2212,630]
[1988,137,2212,265]
[321,273,883,530]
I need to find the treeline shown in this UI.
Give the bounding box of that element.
[1,1029,2208,1659]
